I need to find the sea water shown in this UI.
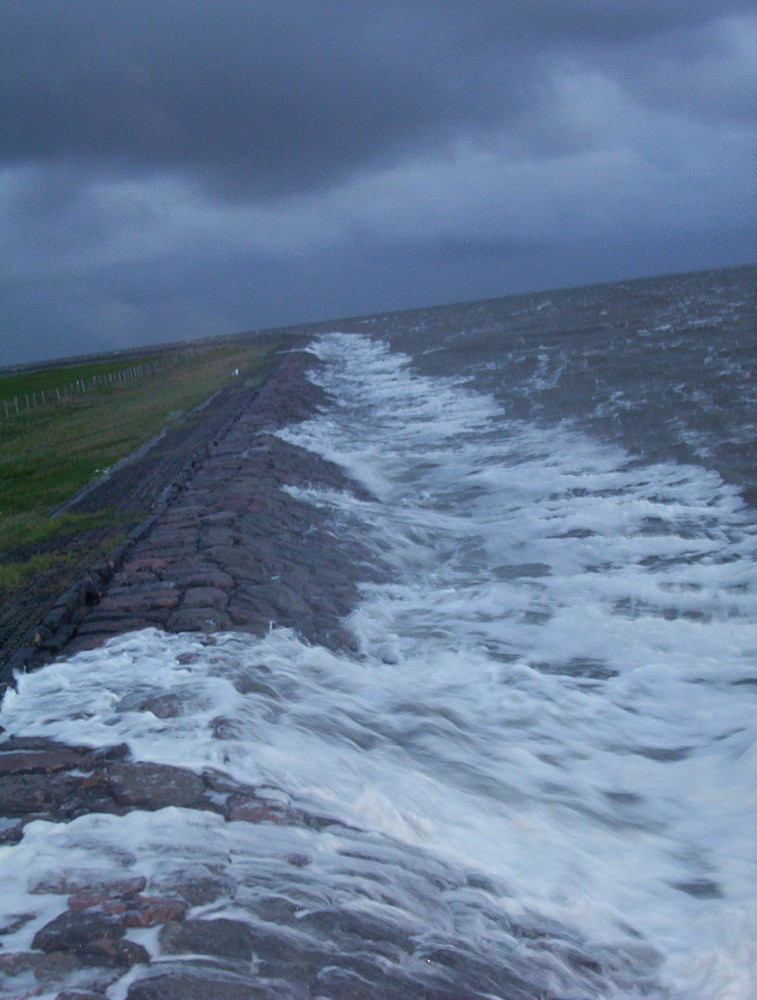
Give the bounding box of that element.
[1,265,756,999]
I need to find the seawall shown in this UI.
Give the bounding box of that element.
[1,339,372,697]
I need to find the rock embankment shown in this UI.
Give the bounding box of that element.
[2,343,376,694]
[0,736,350,1000]
[1,343,406,1000]
[0,348,275,678]
[63,345,377,653]
[0,342,578,1000]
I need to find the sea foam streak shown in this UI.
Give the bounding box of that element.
[2,332,756,999]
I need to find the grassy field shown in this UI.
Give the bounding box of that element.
[0,353,164,402]
[0,339,275,592]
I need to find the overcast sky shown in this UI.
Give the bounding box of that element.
[2,0,756,366]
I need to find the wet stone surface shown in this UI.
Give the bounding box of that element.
[0,736,356,999]
[125,964,279,1000]
[0,346,580,999]
[54,347,378,657]
[0,734,582,999]
[0,736,341,842]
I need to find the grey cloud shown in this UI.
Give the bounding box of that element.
[2,1,512,198]
[1,0,755,367]
[4,0,753,201]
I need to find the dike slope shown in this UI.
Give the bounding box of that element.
[1,340,373,694]
[0,341,410,1000]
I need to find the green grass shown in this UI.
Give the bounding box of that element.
[0,341,276,594]
[0,354,164,401]
[0,551,75,592]
[0,544,103,593]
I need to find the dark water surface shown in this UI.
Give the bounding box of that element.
[367,264,756,501]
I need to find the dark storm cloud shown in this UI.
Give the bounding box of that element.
[3,0,753,199]
[1,0,756,366]
[2,0,514,198]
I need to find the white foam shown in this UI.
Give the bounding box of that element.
[2,332,756,999]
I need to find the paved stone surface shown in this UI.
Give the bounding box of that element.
[126,965,277,1000]
[159,918,257,960]
[0,345,376,999]
[33,910,149,968]
[0,344,557,1000]
[0,733,357,997]
[51,346,378,659]
[0,736,344,844]
[0,343,280,678]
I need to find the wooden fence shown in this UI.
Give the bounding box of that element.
[1,354,194,419]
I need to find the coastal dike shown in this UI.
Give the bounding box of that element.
[0,337,371,698]
[0,339,415,1000]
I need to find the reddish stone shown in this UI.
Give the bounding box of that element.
[122,896,187,928]
[33,911,123,951]
[148,867,236,906]
[128,556,174,573]
[31,872,146,896]
[0,773,82,817]
[68,893,128,915]
[92,590,178,613]
[152,590,181,609]
[73,619,135,636]
[0,949,85,982]
[87,937,149,969]
[108,761,205,810]
[183,586,229,609]
[32,911,148,968]
[225,794,303,826]
[0,748,89,775]
[69,893,186,927]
